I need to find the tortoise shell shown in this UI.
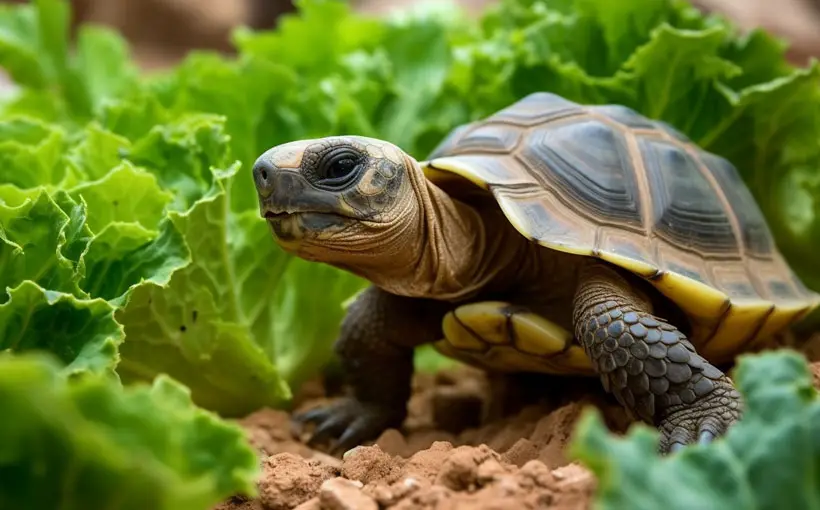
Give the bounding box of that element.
[420,92,820,365]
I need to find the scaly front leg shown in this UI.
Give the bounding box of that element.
[295,285,448,454]
[572,261,744,453]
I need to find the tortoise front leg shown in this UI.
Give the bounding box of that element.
[572,261,744,453]
[295,285,448,454]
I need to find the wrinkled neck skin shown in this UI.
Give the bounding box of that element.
[311,155,534,302]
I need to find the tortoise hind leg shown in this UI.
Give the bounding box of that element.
[572,261,744,453]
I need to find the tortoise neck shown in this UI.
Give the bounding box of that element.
[368,159,532,301]
[403,179,492,300]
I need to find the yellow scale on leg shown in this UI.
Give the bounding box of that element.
[433,301,595,376]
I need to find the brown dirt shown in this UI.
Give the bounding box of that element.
[213,365,628,510]
[215,333,820,510]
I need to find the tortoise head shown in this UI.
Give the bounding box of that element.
[252,135,422,266]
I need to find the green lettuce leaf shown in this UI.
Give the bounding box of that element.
[267,257,368,387]
[65,123,131,181]
[0,281,122,377]
[68,161,173,232]
[0,189,92,300]
[149,52,289,210]
[0,354,259,510]
[81,220,190,304]
[124,114,232,211]
[98,88,172,142]
[0,0,66,91]
[114,164,290,416]
[0,0,139,124]
[72,25,140,116]
[570,350,820,509]
[0,117,67,189]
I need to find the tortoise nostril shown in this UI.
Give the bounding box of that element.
[253,159,275,191]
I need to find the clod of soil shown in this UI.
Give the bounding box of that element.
[215,333,820,510]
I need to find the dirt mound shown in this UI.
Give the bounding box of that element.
[214,366,626,510]
[215,334,820,510]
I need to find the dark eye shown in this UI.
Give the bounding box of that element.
[327,157,357,179]
[315,148,363,188]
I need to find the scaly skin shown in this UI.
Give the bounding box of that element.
[294,285,449,454]
[572,261,744,453]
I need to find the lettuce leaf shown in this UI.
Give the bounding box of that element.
[125,113,232,211]
[570,350,820,509]
[0,281,122,377]
[0,189,91,300]
[68,161,174,232]
[80,219,190,304]
[0,354,259,510]
[114,164,290,416]
[0,117,67,188]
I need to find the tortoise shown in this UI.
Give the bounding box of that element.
[252,92,820,454]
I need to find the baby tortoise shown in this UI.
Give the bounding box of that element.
[253,92,820,454]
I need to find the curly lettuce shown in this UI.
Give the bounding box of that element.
[0,354,259,510]
[571,350,820,509]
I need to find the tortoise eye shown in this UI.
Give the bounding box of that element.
[315,148,363,188]
[327,157,357,179]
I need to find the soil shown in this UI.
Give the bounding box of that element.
[215,333,820,510]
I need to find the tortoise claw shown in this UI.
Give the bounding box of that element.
[669,442,687,453]
[698,430,717,445]
[658,383,742,454]
[293,397,405,455]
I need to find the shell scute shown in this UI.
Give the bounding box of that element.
[698,151,774,258]
[522,119,643,229]
[488,92,583,126]
[455,124,522,154]
[591,104,656,130]
[639,136,739,256]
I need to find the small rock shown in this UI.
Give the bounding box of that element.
[552,462,595,485]
[292,497,322,510]
[258,453,337,510]
[392,485,453,510]
[476,458,509,485]
[341,445,404,485]
[403,441,455,483]
[319,478,377,510]
[310,451,343,470]
[435,444,501,491]
[519,460,555,488]
[363,482,395,507]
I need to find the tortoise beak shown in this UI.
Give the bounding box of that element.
[253,159,344,219]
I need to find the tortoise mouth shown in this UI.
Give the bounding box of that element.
[264,210,293,220]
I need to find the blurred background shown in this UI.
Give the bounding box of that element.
[1,0,819,70]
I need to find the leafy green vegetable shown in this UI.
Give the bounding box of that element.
[0,353,259,510]
[68,161,173,232]
[570,349,820,510]
[266,257,368,387]
[114,164,291,416]
[0,281,122,377]
[0,189,91,299]
[80,218,188,304]
[0,117,68,189]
